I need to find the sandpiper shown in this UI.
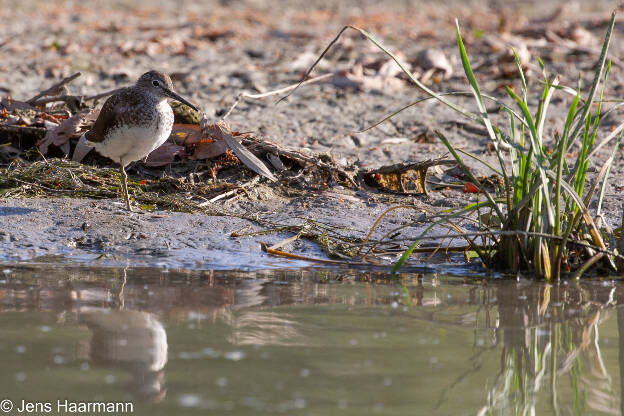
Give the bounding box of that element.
[72,70,198,211]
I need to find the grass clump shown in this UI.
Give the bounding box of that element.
[0,159,231,213]
[287,11,623,278]
[398,13,621,279]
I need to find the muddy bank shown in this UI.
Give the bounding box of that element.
[0,193,450,269]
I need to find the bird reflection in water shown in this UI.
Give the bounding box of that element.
[77,271,168,402]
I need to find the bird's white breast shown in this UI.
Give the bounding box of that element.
[92,100,174,167]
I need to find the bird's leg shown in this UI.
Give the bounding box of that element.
[119,160,132,212]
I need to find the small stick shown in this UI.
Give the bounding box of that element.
[27,72,82,104]
[28,94,82,110]
[267,232,303,250]
[221,72,334,120]
[0,35,15,50]
[84,87,125,102]
[20,86,122,110]
[200,176,260,205]
[260,242,368,265]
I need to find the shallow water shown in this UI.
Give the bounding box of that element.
[0,264,622,415]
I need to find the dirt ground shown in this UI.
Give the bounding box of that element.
[1,0,624,268]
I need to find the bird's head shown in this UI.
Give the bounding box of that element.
[137,71,198,111]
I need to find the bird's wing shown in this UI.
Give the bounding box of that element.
[84,88,136,143]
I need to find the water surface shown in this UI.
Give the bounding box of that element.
[0,265,622,415]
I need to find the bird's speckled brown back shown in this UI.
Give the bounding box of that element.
[85,87,161,143]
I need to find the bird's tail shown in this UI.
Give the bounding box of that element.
[72,134,93,162]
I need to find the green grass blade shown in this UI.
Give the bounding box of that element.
[506,87,555,226]
[554,91,579,238]
[512,48,528,102]
[455,148,503,176]
[537,77,559,141]
[566,11,616,150]
[455,20,497,143]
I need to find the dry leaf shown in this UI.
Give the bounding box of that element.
[376,57,404,79]
[191,140,228,160]
[38,108,98,155]
[144,142,185,167]
[170,123,204,145]
[463,182,479,193]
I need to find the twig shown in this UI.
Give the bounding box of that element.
[260,242,368,265]
[222,72,334,120]
[200,176,260,205]
[27,72,82,104]
[267,233,303,250]
[29,94,82,111]
[84,87,125,102]
[0,36,14,50]
[231,226,297,238]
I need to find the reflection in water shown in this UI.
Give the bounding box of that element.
[1,266,624,415]
[220,281,302,346]
[478,282,619,415]
[76,271,168,402]
[225,311,301,346]
[80,310,168,402]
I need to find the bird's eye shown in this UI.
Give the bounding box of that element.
[152,80,159,87]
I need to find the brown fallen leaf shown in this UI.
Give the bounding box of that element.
[170,123,204,145]
[144,142,185,167]
[474,35,531,78]
[191,140,228,160]
[463,182,479,193]
[168,123,231,160]
[38,108,99,155]
[192,27,234,41]
[188,121,229,160]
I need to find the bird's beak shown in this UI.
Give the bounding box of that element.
[163,88,198,112]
